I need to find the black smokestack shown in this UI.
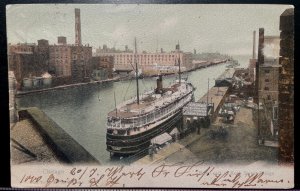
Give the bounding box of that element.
[258,28,264,65]
[156,75,163,94]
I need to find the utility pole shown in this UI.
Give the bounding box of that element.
[134,37,140,105]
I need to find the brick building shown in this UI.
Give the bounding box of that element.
[89,56,114,79]
[256,31,280,104]
[8,42,49,86]
[48,36,91,79]
[96,43,193,73]
[258,58,280,102]
[255,28,281,144]
[70,45,92,82]
[49,38,72,77]
[8,8,93,87]
[278,8,294,164]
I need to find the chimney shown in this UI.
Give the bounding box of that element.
[258,28,264,66]
[161,48,163,53]
[58,36,67,45]
[194,49,196,54]
[75,8,82,46]
[252,30,256,59]
[175,41,180,51]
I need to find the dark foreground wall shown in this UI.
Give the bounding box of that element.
[19,107,100,164]
[278,8,294,164]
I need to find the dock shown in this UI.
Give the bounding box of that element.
[130,68,235,165]
[198,86,229,121]
[132,130,209,165]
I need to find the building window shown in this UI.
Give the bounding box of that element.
[264,87,269,91]
[267,95,271,100]
[265,69,270,74]
[265,79,270,82]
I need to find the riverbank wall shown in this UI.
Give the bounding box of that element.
[16,107,99,164]
[16,77,119,97]
[15,59,228,97]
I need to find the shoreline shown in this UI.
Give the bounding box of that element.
[16,59,229,97]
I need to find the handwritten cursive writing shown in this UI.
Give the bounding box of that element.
[15,162,290,188]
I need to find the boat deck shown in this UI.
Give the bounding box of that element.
[108,83,182,118]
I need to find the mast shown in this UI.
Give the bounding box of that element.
[206,78,209,116]
[134,37,140,105]
[178,55,181,84]
[114,91,118,117]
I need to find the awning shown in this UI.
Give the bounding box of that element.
[151,133,172,145]
[169,128,179,136]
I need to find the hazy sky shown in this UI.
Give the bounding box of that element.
[6,4,292,55]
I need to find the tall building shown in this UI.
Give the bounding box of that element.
[258,36,280,103]
[278,8,294,164]
[256,28,281,143]
[8,42,48,85]
[89,56,114,80]
[71,45,92,82]
[49,37,72,77]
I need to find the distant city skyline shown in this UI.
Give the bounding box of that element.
[6,4,292,55]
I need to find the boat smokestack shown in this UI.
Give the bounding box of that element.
[156,75,163,94]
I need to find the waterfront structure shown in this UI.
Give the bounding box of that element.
[255,28,281,145]
[96,43,193,74]
[8,42,49,87]
[215,68,235,87]
[8,43,34,54]
[258,58,280,102]
[89,56,114,79]
[48,37,92,80]
[278,8,294,163]
[95,44,133,54]
[182,102,212,134]
[257,34,280,103]
[49,37,72,77]
[70,45,92,83]
[8,8,93,86]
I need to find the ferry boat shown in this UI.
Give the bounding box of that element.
[106,39,195,156]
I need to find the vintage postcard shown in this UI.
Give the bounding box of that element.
[7,4,294,188]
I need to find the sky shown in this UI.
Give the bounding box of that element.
[6,4,292,56]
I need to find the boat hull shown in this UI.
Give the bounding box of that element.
[106,109,183,155]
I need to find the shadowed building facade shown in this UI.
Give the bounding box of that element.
[278,8,294,164]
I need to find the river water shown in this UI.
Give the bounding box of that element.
[16,55,250,164]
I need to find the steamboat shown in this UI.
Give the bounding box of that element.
[106,38,195,156]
